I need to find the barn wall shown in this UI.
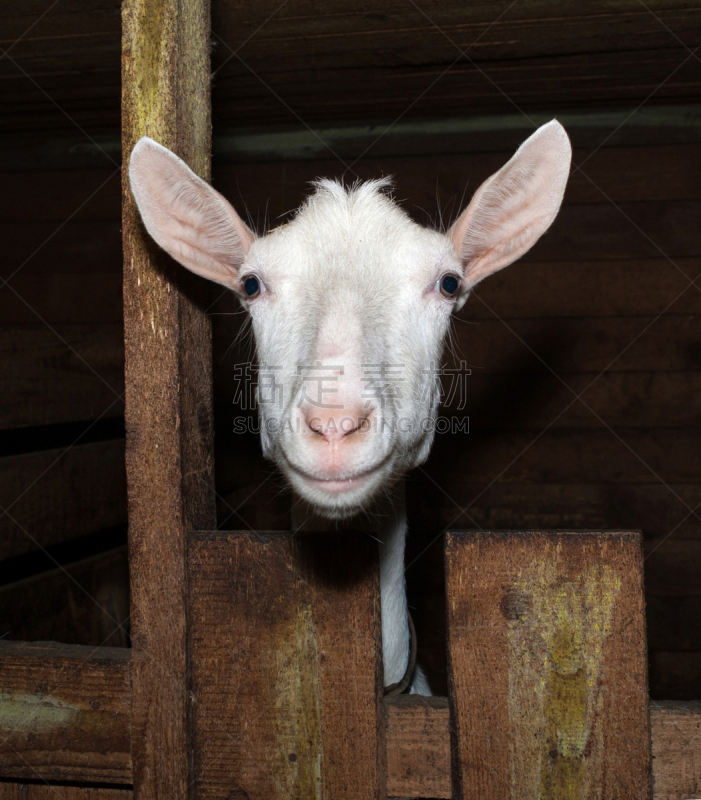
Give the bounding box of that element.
[0,109,699,698]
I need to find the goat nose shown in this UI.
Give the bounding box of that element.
[305,406,370,443]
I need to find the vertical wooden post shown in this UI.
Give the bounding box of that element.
[446,531,651,800]
[122,1,214,798]
[188,531,386,800]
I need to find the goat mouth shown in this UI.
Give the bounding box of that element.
[290,467,377,493]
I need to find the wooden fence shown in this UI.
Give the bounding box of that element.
[1,0,700,798]
[1,528,701,797]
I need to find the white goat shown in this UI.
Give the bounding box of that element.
[129,120,571,694]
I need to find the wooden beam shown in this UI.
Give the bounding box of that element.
[445,530,651,798]
[0,640,698,796]
[121,0,214,798]
[0,641,131,784]
[0,787,132,800]
[187,531,385,799]
[0,440,127,561]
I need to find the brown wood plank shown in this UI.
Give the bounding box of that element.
[3,2,700,135]
[0,546,129,647]
[408,482,701,548]
[188,530,385,800]
[122,1,214,798]
[215,143,701,208]
[0,275,123,324]
[651,700,701,799]
[0,325,124,429]
[450,314,701,374]
[0,222,122,277]
[0,788,132,800]
[385,695,451,799]
[426,427,701,485]
[0,640,131,784]
[446,530,650,798]
[0,439,127,561]
[384,696,699,800]
[0,170,120,223]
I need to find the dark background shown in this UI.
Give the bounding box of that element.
[1,0,700,700]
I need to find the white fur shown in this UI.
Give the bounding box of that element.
[129,121,571,692]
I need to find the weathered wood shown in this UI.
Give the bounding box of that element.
[0,547,129,647]
[0,440,127,561]
[0,325,124,429]
[424,427,701,484]
[651,700,701,799]
[0,276,124,324]
[2,2,701,135]
[385,695,451,799]
[0,644,698,798]
[1,222,121,277]
[408,482,701,542]
[213,142,701,208]
[188,531,385,800]
[0,787,132,800]
[0,641,131,784]
[446,530,650,799]
[122,0,213,797]
[383,697,698,800]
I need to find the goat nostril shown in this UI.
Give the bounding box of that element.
[308,417,324,436]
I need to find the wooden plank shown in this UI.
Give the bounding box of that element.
[651,700,701,800]
[0,170,120,223]
[446,530,650,798]
[3,2,700,135]
[0,275,123,324]
[0,325,124,429]
[0,222,122,276]
[0,787,132,800]
[450,314,701,374]
[0,640,131,784]
[651,653,701,701]
[383,697,698,800]
[385,695,451,799]
[425,427,701,484]
[214,143,701,207]
[0,547,129,647]
[0,439,127,561]
[407,482,701,548]
[188,530,385,800]
[122,1,214,798]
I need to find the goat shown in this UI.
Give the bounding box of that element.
[129,120,571,694]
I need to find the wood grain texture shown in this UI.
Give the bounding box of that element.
[188,531,385,800]
[0,440,127,561]
[0,641,131,784]
[0,787,132,800]
[384,697,698,799]
[651,700,701,800]
[2,2,700,135]
[0,324,124,430]
[446,530,650,799]
[385,695,451,799]
[122,0,214,797]
[0,547,129,647]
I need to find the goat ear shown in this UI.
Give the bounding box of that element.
[448,120,571,287]
[128,137,254,288]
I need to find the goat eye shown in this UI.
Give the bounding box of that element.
[243,275,261,298]
[439,273,461,298]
